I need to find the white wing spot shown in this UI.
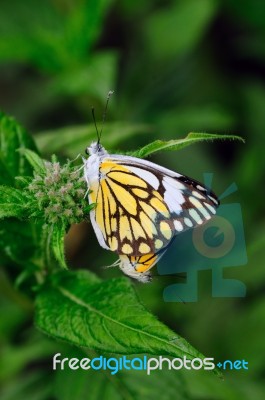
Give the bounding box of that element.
[184,217,193,227]
[189,196,202,209]
[196,185,206,191]
[192,190,204,199]
[189,209,203,224]
[174,220,183,231]
[198,206,211,219]
[155,239,164,249]
[204,202,216,214]
[208,195,219,205]
[189,196,211,219]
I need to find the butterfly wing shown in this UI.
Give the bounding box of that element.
[87,154,219,256]
[119,250,167,283]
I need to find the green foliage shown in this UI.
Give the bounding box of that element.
[0,112,37,184]
[19,149,46,175]
[51,222,68,270]
[0,0,114,71]
[0,113,94,273]
[0,114,41,271]
[53,349,190,400]
[144,0,218,60]
[1,0,264,398]
[0,186,27,219]
[35,270,207,361]
[131,132,244,158]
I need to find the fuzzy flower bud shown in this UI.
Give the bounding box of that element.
[26,159,91,225]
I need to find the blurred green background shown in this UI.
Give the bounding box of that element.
[1,0,265,399]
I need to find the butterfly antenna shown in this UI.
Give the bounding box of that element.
[99,90,114,142]
[91,107,100,144]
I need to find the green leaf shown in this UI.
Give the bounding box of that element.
[120,360,189,400]
[15,176,33,189]
[183,370,264,400]
[35,122,152,157]
[132,132,245,158]
[0,112,38,184]
[35,270,221,377]
[51,223,68,270]
[54,365,125,400]
[0,116,44,268]
[17,149,46,176]
[0,220,39,267]
[0,186,26,219]
[54,349,189,400]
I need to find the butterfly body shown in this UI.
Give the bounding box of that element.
[84,142,219,281]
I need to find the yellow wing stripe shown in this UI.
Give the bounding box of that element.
[111,218,117,232]
[108,171,148,188]
[132,188,149,198]
[102,180,117,216]
[100,161,126,173]
[139,201,157,222]
[120,215,133,241]
[139,202,158,235]
[102,182,111,236]
[130,218,147,239]
[160,221,172,240]
[110,237,118,251]
[139,211,155,241]
[107,180,138,215]
[134,254,158,273]
[150,197,169,217]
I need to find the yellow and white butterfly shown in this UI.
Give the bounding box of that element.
[83,139,219,282]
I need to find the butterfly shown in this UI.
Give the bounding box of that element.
[83,141,219,282]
